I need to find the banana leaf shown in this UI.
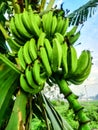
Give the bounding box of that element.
[0,61,19,128]
[31,92,73,130]
[5,90,28,130]
[68,0,98,25]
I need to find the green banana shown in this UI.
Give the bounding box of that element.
[37,32,46,49]
[55,16,64,33]
[20,73,34,93]
[51,15,57,35]
[25,66,41,89]
[69,65,91,85]
[29,38,37,61]
[10,17,24,41]
[44,38,52,63]
[20,74,43,94]
[54,32,64,44]
[21,10,33,34]
[61,17,69,36]
[29,12,41,37]
[46,11,53,35]
[42,13,47,32]
[18,47,26,70]
[14,13,32,38]
[79,55,92,80]
[61,42,68,78]
[73,50,89,76]
[10,16,27,45]
[51,38,62,72]
[34,13,41,27]
[69,31,80,45]
[70,50,92,85]
[23,41,32,65]
[32,59,46,85]
[38,46,52,76]
[42,11,53,37]
[67,46,77,77]
[69,79,84,85]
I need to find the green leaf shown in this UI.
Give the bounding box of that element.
[0,62,19,127]
[41,93,73,130]
[31,93,73,130]
[44,96,73,130]
[0,53,21,74]
[0,2,8,14]
[0,30,8,53]
[0,2,13,54]
[0,1,6,5]
[68,0,98,25]
[5,90,28,130]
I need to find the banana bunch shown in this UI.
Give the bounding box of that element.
[41,11,69,38]
[10,10,41,46]
[9,10,81,48]
[17,31,92,93]
[68,50,92,85]
[18,39,47,94]
[10,10,70,46]
[17,31,64,93]
[9,9,92,94]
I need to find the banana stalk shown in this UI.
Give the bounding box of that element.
[54,76,91,130]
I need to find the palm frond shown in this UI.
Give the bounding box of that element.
[68,0,98,25]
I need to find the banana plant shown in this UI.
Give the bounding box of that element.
[0,0,95,130]
[68,0,98,25]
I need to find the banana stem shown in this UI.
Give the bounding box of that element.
[55,77,91,129]
[0,23,9,39]
[12,0,21,14]
[25,0,29,11]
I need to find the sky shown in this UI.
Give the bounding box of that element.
[55,0,98,97]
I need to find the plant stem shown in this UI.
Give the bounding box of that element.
[55,77,91,130]
[25,0,29,11]
[46,0,55,10]
[12,0,21,14]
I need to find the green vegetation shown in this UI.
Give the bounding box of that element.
[0,0,98,129]
[51,100,98,130]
